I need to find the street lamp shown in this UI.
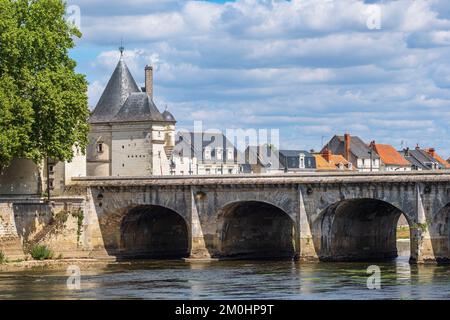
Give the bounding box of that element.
[368,141,375,172]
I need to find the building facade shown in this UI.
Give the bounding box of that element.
[170,132,240,175]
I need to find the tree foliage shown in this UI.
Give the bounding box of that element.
[0,0,89,171]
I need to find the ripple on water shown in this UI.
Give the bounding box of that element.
[0,259,449,300]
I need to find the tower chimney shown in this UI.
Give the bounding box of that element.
[322,148,332,162]
[427,148,436,158]
[344,133,351,161]
[145,65,153,98]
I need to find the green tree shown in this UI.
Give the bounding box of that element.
[0,0,89,194]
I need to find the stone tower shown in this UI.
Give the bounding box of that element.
[87,51,176,177]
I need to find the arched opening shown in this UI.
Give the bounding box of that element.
[220,201,296,260]
[396,213,411,259]
[120,205,189,259]
[318,198,411,262]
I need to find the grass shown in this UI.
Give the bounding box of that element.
[397,226,410,240]
[30,245,54,261]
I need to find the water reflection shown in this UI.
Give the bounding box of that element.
[0,258,449,300]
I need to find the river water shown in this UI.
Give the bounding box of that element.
[1,242,449,300]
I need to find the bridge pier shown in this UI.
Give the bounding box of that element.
[298,189,318,260]
[413,184,450,263]
[188,189,212,260]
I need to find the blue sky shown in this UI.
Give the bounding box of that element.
[68,0,450,156]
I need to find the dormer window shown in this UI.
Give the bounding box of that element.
[338,162,344,170]
[227,148,234,161]
[204,147,211,160]
[299,153,305,169]
[348,162,353,170]
[216,148,223,160]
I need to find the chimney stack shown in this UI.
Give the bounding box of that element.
[322,148,332,162]
[344,133,351,161]
[427,148,436,158]
[145,65,153,98]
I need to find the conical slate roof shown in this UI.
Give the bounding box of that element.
[111,93,165,122]
[162,110,176,122]
[89,57,141,123]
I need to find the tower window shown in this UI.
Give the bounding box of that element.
[97,143,103,153]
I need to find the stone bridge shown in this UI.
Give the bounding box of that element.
[66,171,450,264]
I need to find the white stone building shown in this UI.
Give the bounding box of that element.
[87,52,176,177]
[170,132,240,175]
[0,149,86,197]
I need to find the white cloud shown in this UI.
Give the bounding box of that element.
[75,0,450,156]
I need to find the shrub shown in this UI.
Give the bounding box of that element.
[30,245,54,260]
[0,250,6,264]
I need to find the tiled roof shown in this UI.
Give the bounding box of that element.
[325,135,379,159]
[373,144,410,166]
[315,154,353,170]
[399,148,443,170]
[425,149,450,169]
[278,150,316,170]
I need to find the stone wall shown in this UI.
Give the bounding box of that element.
[0,198,96,260]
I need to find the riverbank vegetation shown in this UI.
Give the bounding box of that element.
[397,226,410,240]
[30,245,54,260]
[0,250,6,264]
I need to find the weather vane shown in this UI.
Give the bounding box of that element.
[119,38,124,56]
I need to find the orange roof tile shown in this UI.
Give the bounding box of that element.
[314,154,354,170]
[314,155,336,170]
[425,149,450,168]
[373,144,410,166]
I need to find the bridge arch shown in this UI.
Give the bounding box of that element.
[314,198,412,262]
[217,200,297,260]
[119,205,189,259]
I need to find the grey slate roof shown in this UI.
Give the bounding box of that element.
[162,110,176,122]
[89,56,173,124]
[89,57,141,123]
[244,145,281,169]
[279,150,316,170]
[325,135,379,160]
[111,93,164,122]
[399,148,443,170]
[243,147,316,171]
